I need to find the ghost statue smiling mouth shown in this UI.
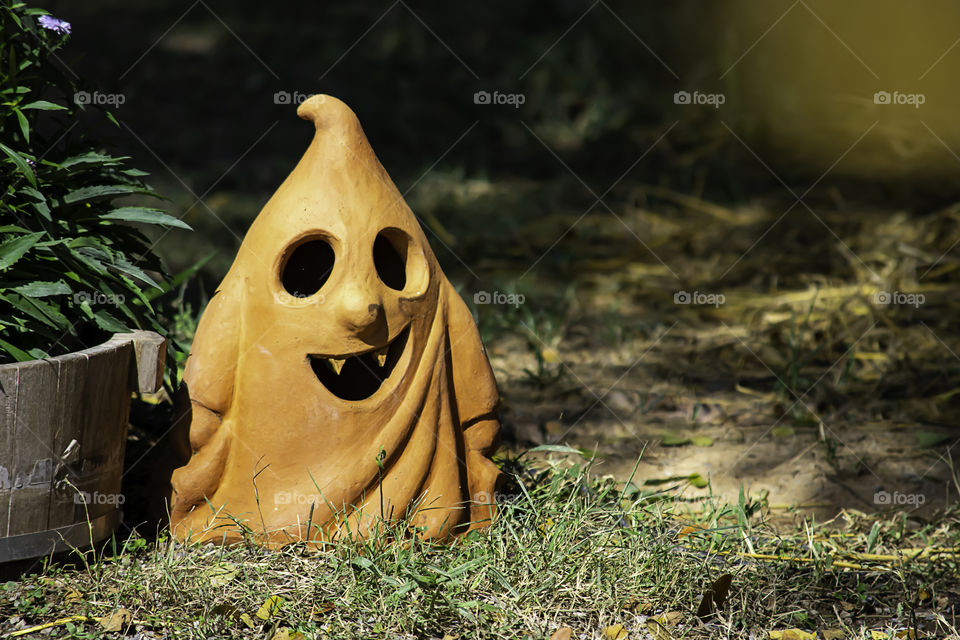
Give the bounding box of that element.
[169,95,501,546]
[308,325,409,401]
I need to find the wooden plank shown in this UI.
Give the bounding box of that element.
[8,359,59,536]
[130,331,166,393]
[48,354,87,530]
[77,343,132,523]
[103,345,133,517]
[0,367,17,537]
[106,343,134,521]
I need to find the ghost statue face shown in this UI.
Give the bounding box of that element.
[169,95,501,546]
[273,225,430,404]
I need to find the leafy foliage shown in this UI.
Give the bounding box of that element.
[0,1,188,364]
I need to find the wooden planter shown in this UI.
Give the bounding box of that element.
[0,331,165,563]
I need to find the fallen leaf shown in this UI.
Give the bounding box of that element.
[272,628,305,640]
[821,630,845,640]
[868,630,914,640]
[207,562,238,588]
[538,517,556,534]
[696,573,733,620]
[544,420,566,436]
[98,608,132,632]
[769,630,817,640]
[256,595,284,620]
[528,444,587,456]
[64,588,82,603]
[660,432,691,446]
[645,619,674,640]
[541,347,561,363]
[644,473,708,488]
[550,630,573,640]
[690,435,714,447]
[239,613,255,629]
[653,611,682,627]
[771,426,795,438]
[644,477,677,486]
[915,430,951,448]
[677,525,702,539]
[603,623,628,639]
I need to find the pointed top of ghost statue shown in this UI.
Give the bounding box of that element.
[296,94,357,132]
[292,94,390,183]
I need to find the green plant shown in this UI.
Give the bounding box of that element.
[773,293,825,426]
[0,2,189,363]
[519,305,567,387]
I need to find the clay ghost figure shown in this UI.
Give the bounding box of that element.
[169,95,500,545]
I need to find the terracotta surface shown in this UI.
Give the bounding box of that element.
[169,95,500,545]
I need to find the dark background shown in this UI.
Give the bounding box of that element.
[44,0,960,519]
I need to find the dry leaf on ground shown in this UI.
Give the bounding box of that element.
[550,627,574,640]
[98,608,132,632]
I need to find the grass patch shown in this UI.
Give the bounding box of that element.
[3,456,959,639]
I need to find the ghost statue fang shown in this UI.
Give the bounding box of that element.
[169,95,501,546]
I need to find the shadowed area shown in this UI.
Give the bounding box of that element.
[45,0,960,528]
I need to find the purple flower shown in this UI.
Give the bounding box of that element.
[38,14,71,35]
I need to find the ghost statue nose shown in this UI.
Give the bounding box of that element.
[337,283,383,335]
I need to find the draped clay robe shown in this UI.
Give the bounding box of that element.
[169,95,501,546]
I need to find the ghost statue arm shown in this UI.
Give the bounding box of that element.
[446,288,500,423]
[183,285,239,449]
[444,288,502,528]
[170,279,241,522]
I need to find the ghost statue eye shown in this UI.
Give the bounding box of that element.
[280,237,335,298]
[373,230,407,290]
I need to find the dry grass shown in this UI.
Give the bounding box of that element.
[4,457,960,639]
